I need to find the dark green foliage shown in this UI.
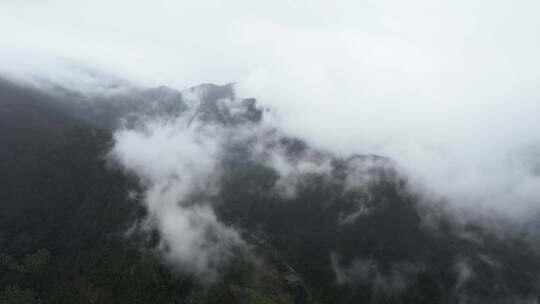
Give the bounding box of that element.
[21,249,50,274]
[216,152,540,303]
[2,79,540,304]
[0,249,50,275]
[0,80,300,304]
[0,80,188,303]
[228,284,290,304]
[0,285,40,304]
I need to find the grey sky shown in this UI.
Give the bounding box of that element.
[1,0,540,220]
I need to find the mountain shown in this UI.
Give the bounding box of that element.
[43,82,259,129]
[1,78,540,304]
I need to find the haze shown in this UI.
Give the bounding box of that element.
[1,0,540,221]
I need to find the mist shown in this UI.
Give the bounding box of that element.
[2,1,540,222]
[110,115,243,280]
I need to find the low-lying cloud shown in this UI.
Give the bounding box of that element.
[110,116,243,280]
[2,1,540,225]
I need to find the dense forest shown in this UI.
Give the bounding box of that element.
[1,79,540,303]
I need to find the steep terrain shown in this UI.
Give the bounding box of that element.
[1,79,540,303]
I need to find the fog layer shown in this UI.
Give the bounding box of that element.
[1,0,540,220]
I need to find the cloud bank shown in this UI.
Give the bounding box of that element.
[2,1,540,221]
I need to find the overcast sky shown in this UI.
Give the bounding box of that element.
[1,0,540,220]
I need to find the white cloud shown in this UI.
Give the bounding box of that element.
[110,116,242,280]
[2,0,540,222]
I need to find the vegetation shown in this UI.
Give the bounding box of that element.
[0,286,40,304]
[2,80,540,303]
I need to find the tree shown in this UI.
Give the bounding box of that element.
[0,285,40,304]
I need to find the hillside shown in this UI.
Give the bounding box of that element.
[1,79,540,303]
